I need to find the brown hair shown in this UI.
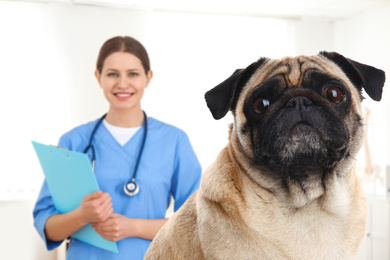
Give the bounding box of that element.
[96,36,150,74]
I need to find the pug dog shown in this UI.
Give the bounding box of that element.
[144,51,386,260]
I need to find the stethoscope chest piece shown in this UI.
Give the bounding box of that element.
[124,180,139,196]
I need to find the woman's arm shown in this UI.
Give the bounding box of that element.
[45,191,113,241]
[92,214,168,241]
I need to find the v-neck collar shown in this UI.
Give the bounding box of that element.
[93,117,151,164]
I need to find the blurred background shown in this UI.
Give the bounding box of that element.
[0,0,389,259]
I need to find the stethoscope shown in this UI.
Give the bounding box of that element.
[83,111,148,196]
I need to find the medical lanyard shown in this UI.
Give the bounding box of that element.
[83,111,148,196]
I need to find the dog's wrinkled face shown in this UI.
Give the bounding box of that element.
[206,51,385,191]
[242,63,356,182]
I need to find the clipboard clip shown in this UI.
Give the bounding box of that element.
[49,145,69,151]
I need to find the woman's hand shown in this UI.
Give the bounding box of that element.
[92,214,169,242]
[92,213,133,242]
[44,191,113,241]
[77,191,113,225]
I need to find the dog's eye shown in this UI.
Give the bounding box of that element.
[324,87,345,104]
[253,98,270,114]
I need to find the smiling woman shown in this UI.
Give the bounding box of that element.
[94,37,153,126]
[32,36,202,259]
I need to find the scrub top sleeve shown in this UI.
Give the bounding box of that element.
[171,132,202,212]
[58,135,71,150]
[33,181,63,250]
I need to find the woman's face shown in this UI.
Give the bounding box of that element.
[95,51,152,113]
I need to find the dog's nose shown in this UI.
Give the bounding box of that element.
[286,96,313,110]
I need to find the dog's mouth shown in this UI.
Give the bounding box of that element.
[255,117,349,178]
[278,123,327,161]
[288,122,346,150]
[289,122,317,138]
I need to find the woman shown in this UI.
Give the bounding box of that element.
[33,36,202,259]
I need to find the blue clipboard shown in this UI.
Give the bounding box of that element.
[32,141,118,253]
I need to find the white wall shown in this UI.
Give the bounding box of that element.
[293,18,334,55]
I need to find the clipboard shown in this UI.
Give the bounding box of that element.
[32,141,118,253]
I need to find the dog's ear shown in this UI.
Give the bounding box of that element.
[204,69,242,120]
[205,58,267,119]
[319,51,386,101]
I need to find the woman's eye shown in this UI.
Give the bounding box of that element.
[323,87,345,104]
[107,73,118,77]
[253,98,270,114]
[129,72,139,77]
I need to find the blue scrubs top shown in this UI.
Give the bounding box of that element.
[33,117,202,260]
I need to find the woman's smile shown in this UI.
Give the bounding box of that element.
[115,92,134,100]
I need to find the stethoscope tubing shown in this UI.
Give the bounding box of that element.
[83,113,107,171]
[83,111,148,196]
[131,111,148,182]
